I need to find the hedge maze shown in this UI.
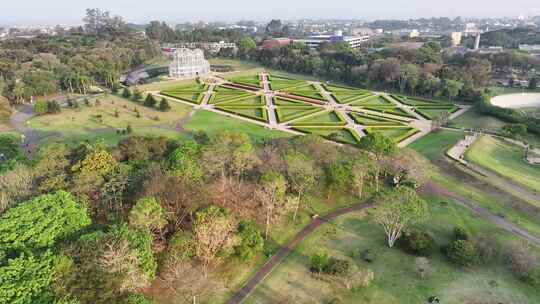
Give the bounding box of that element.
[159,73,464,146]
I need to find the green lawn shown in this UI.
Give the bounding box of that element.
[28,94,193,146]
[275,107,323,123]
[182,109,291,142]
[466,135,540,192]
[246,196,540,304]
[448,106,540,146]
[292,127,360,145]
[410,131,540,238]
[290,110,346,125]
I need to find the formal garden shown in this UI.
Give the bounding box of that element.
[158,73,463,146]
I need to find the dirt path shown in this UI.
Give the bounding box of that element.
[421,181,540,246]
[226,202,374,304]
[10,104,62,157]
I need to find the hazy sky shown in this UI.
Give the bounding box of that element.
[3,0,540,25]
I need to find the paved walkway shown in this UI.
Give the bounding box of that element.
[226,202,375,304]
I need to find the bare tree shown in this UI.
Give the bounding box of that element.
[373,187,428,248]
[255,170,288,239]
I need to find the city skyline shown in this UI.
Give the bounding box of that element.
[3,0,540,25]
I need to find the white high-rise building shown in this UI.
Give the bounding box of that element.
[169,48,210,79]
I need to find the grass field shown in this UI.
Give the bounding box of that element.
[246,196,540,304]
[448,109,540,146]
[182,109,291,142]
[410,131,540,238]
[27,94,193,145]
[466,135,540,192]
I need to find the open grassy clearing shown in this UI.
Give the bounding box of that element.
[410,131,540,238]
[246,196,540,304]
[182,109,289,142]
[466,135,540,192]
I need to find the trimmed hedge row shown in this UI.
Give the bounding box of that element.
[291,110,348,127]
[292,127,361,145]
[214,106,269,122]
[160,91,205,104]
[275,106,324,123]
[364,106,416,119]
[365,127,420,143]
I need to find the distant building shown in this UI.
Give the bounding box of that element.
[294,31,370,49]
[261,38,293,49]
[169,48,210,79]
[519,44,540,54]
[409,29,420,38]
[163,41,236,54]
[451,32,462,47]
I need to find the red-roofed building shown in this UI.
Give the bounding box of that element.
[261,38,293,49]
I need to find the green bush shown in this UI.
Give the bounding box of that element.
[446,240,479,266]
[235,221,264,261]
[0,134,26,173]
[361,249,376,263]
[0,190,91,251]
[310,252,330,273]
[454,226,470,241]
[398,230,435,256]
[326,258,352,276]
[33,100,49,115]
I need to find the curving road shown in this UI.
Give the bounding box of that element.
[226,202,375,304]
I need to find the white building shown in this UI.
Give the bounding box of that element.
[451,32,462,46]
[294,31,370,50]
[169,48,210,79]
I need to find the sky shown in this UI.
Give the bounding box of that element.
[3,0,540,25]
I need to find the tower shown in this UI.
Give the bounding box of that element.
[474,33,481,50]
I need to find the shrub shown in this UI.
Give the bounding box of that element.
[159,98,171,111]
[453,226,469,241]
[144,94,157,108]
[126,124,133,134]
[310,252,330,274]
[361,249,376,263]
[446,240,478,266]
[33,100,49,115]
[133,88,143,101]
[474,233,500,264]
[326,258,352,276]
[398,230,435,256]
[503,241,537,281]
[235,221,264,261]
[47,100,61,113]
[122,88,132,99]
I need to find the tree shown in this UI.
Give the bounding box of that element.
[238,37,256,58]
[442,79,463,101]
[122,88,132,99]
[359,132,397,192]
[193,206,236,270]
[234,221,264,261]
[202,131,259,188]
[373,187,428,248]
[285,150,317,220]
[0,191,91,250]
[33,100,49,115]
[255,170,288,239]
[529,77,538,90]
[128,197,167,233]
[71,147,117,176]
[0,251,57,304]
[168,140,204,184]
[446,240,478,266]
[159,98,171,111]
[0,164,34,214]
